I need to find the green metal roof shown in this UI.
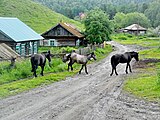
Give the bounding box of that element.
[0,17,43,42]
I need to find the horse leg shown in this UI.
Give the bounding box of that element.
[79,65,84,74]
[68,62,71,71]
[128,63,132,73]
[31,63,34,72]
[115,67,118,75]
[68,64,70,71]
[110,64,118,76]
[71,64,73,71]
[125,63,129,74]
[85,64,88,74]
[40,65,44,76]
[110,67,114,76]
[33,65,38,77]
[68,61,73,71]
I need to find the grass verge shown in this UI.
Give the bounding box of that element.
[124,62,160,102]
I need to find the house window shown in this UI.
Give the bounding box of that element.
[50,40,55,46]
[57,28,61,35]
[16,43,21,54]
[33,42,37,54]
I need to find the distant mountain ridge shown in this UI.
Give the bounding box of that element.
[0,0,83,33]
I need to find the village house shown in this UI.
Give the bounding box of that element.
[41,22,84,47]
[0,17,43,56]
[123,24,147,35]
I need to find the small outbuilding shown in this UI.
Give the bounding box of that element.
[0,17,44,56]
[41,22,84,46]
[123,24,147,35]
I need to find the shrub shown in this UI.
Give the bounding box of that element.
[118,36,127,40]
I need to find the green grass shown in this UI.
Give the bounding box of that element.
[0,71,77,98]
[112,33,160,48]
[0,0,84,33]
[0,45,112,98]
[124,64,160,101]
[140,48,160,59]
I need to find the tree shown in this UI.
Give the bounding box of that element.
[113,12,126,29]
[84,9,112,44]
[113,12,151,30]
[125,12,151,28]
[144,1,160,27]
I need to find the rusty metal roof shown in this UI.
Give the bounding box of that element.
[42,22,84,38]
[59,22,84,38]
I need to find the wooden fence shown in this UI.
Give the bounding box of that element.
[0,43,106,62]
[51,43,106,58]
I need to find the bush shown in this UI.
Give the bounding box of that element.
[60,46,77,53]
[118,36,127,40]
[126,34,133,38]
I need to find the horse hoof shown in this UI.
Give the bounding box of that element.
[41,73,44,76]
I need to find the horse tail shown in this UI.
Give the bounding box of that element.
[31,56,38,72]
[111,55,116,68]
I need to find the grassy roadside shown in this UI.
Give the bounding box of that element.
[124,63,160,101]
[112,33,160,102]
[0,45,112,98]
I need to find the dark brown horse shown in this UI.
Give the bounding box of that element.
[31,51,51,77]
[63,51,96,74]
[110,51,139,76]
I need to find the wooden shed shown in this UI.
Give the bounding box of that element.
[0,17,44,56]
[41,22,84,46]
[0,43,20,60]
[123,24,147,35]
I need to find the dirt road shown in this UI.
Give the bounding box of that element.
[0,41,160,120]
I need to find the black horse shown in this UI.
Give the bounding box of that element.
[110,51,139,76]
[31,51,51,77]
[63,51,96,74]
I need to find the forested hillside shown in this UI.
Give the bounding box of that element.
[0,0,83,33]
[33,0,160,27]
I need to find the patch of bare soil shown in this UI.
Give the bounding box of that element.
[0,41,160,120]
[133,58,160,69]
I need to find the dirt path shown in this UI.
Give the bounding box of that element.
[0,41,160,120]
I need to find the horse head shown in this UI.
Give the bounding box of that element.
[45,50,52,67]
[62,53,71,63]
[131,51,139,61]
[88,52,96,61]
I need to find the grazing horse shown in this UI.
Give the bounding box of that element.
[110,51,139,76]
[63,51,96,74]
[31,51,51,77]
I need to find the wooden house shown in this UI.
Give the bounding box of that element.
[41,22,84,46]
[0,17,44,56]
[123,24,147,35]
